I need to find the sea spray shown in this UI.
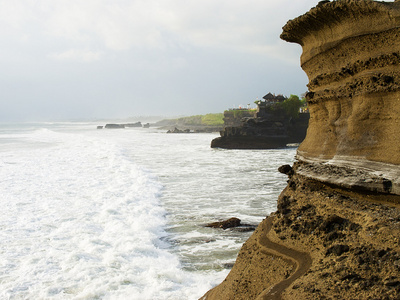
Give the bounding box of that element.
[0,123,295,299]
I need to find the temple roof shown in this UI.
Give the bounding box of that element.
[263,92,275,100]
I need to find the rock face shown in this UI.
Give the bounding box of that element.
[223,110,257,127]
[211,112,309,149]
[281,0,400,194]
[202,1,400,299]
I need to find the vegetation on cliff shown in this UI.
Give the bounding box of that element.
[156,113,224,127]
[264,94,304,119]
[200,113,224,126]
[224,109,257,119]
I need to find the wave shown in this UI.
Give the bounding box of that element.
[0,128,218,299]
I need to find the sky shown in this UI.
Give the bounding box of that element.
[1,0,324,121]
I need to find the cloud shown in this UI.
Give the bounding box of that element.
[3,0,313,59]
[49,49,103,62]
[0,0,322,121]
[0,0,317,65]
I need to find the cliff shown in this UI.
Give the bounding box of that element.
[211,110,309,149]
[223,109,257,127]
[282,0,400,194]
[202,1,400,299]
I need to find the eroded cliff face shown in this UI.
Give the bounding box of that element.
[202,1,400,299]
[203,171,400,300]
[282,0,400,195]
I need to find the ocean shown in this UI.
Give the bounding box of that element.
[0,122,296,300]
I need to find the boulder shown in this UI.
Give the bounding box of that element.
[205,217,242,229]
[105,124,125,129]
[278,164,293,175]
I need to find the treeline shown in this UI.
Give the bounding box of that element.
[264,94,306,119]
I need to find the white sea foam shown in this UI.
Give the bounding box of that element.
[0,123,296,299]
[0,126,225,299]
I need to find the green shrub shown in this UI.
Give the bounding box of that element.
[265,95,302,119]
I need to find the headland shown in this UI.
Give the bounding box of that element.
[211,95,309,149]
[202,1,400,299]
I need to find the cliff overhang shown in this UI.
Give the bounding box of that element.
[281,0,400,195]
[281,0,400,64]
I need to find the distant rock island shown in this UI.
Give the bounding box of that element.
[211,94,309,149]
[203,1,400,299]
[97,121,150,129]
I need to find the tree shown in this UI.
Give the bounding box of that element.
[280,94,302,119]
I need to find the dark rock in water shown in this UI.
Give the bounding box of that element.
[105,124,125,129]
[206,217,242,229]
[143,123,150,128]
[278,164,293,175]
[97,126,103,129]
[167,127,191,133]
[231,225,256,232]
[223,263,235,269]
[125,122,142,127]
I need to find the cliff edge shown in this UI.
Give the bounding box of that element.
[201,1,400,299]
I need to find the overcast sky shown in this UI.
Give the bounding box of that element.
[1,0,324,121]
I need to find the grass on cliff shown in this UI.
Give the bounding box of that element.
[200,113,224,126]
[159,113,224,126]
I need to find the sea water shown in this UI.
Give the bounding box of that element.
[0,122,296,299]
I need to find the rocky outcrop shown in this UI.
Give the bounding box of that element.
[211,113,309,149]
[202,1,400,299]
[125,122,142,128]
[105,123,125,129]
[223,110,257,127]
[167,127,192,133]
[100,122,146,129]
[281,0,400,194]
[205,218,257,232]
[205,217,242,229]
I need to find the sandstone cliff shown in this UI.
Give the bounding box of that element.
[202,1,400,299]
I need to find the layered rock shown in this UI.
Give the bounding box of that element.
[281,0,400,195]
[202,1,400,299]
